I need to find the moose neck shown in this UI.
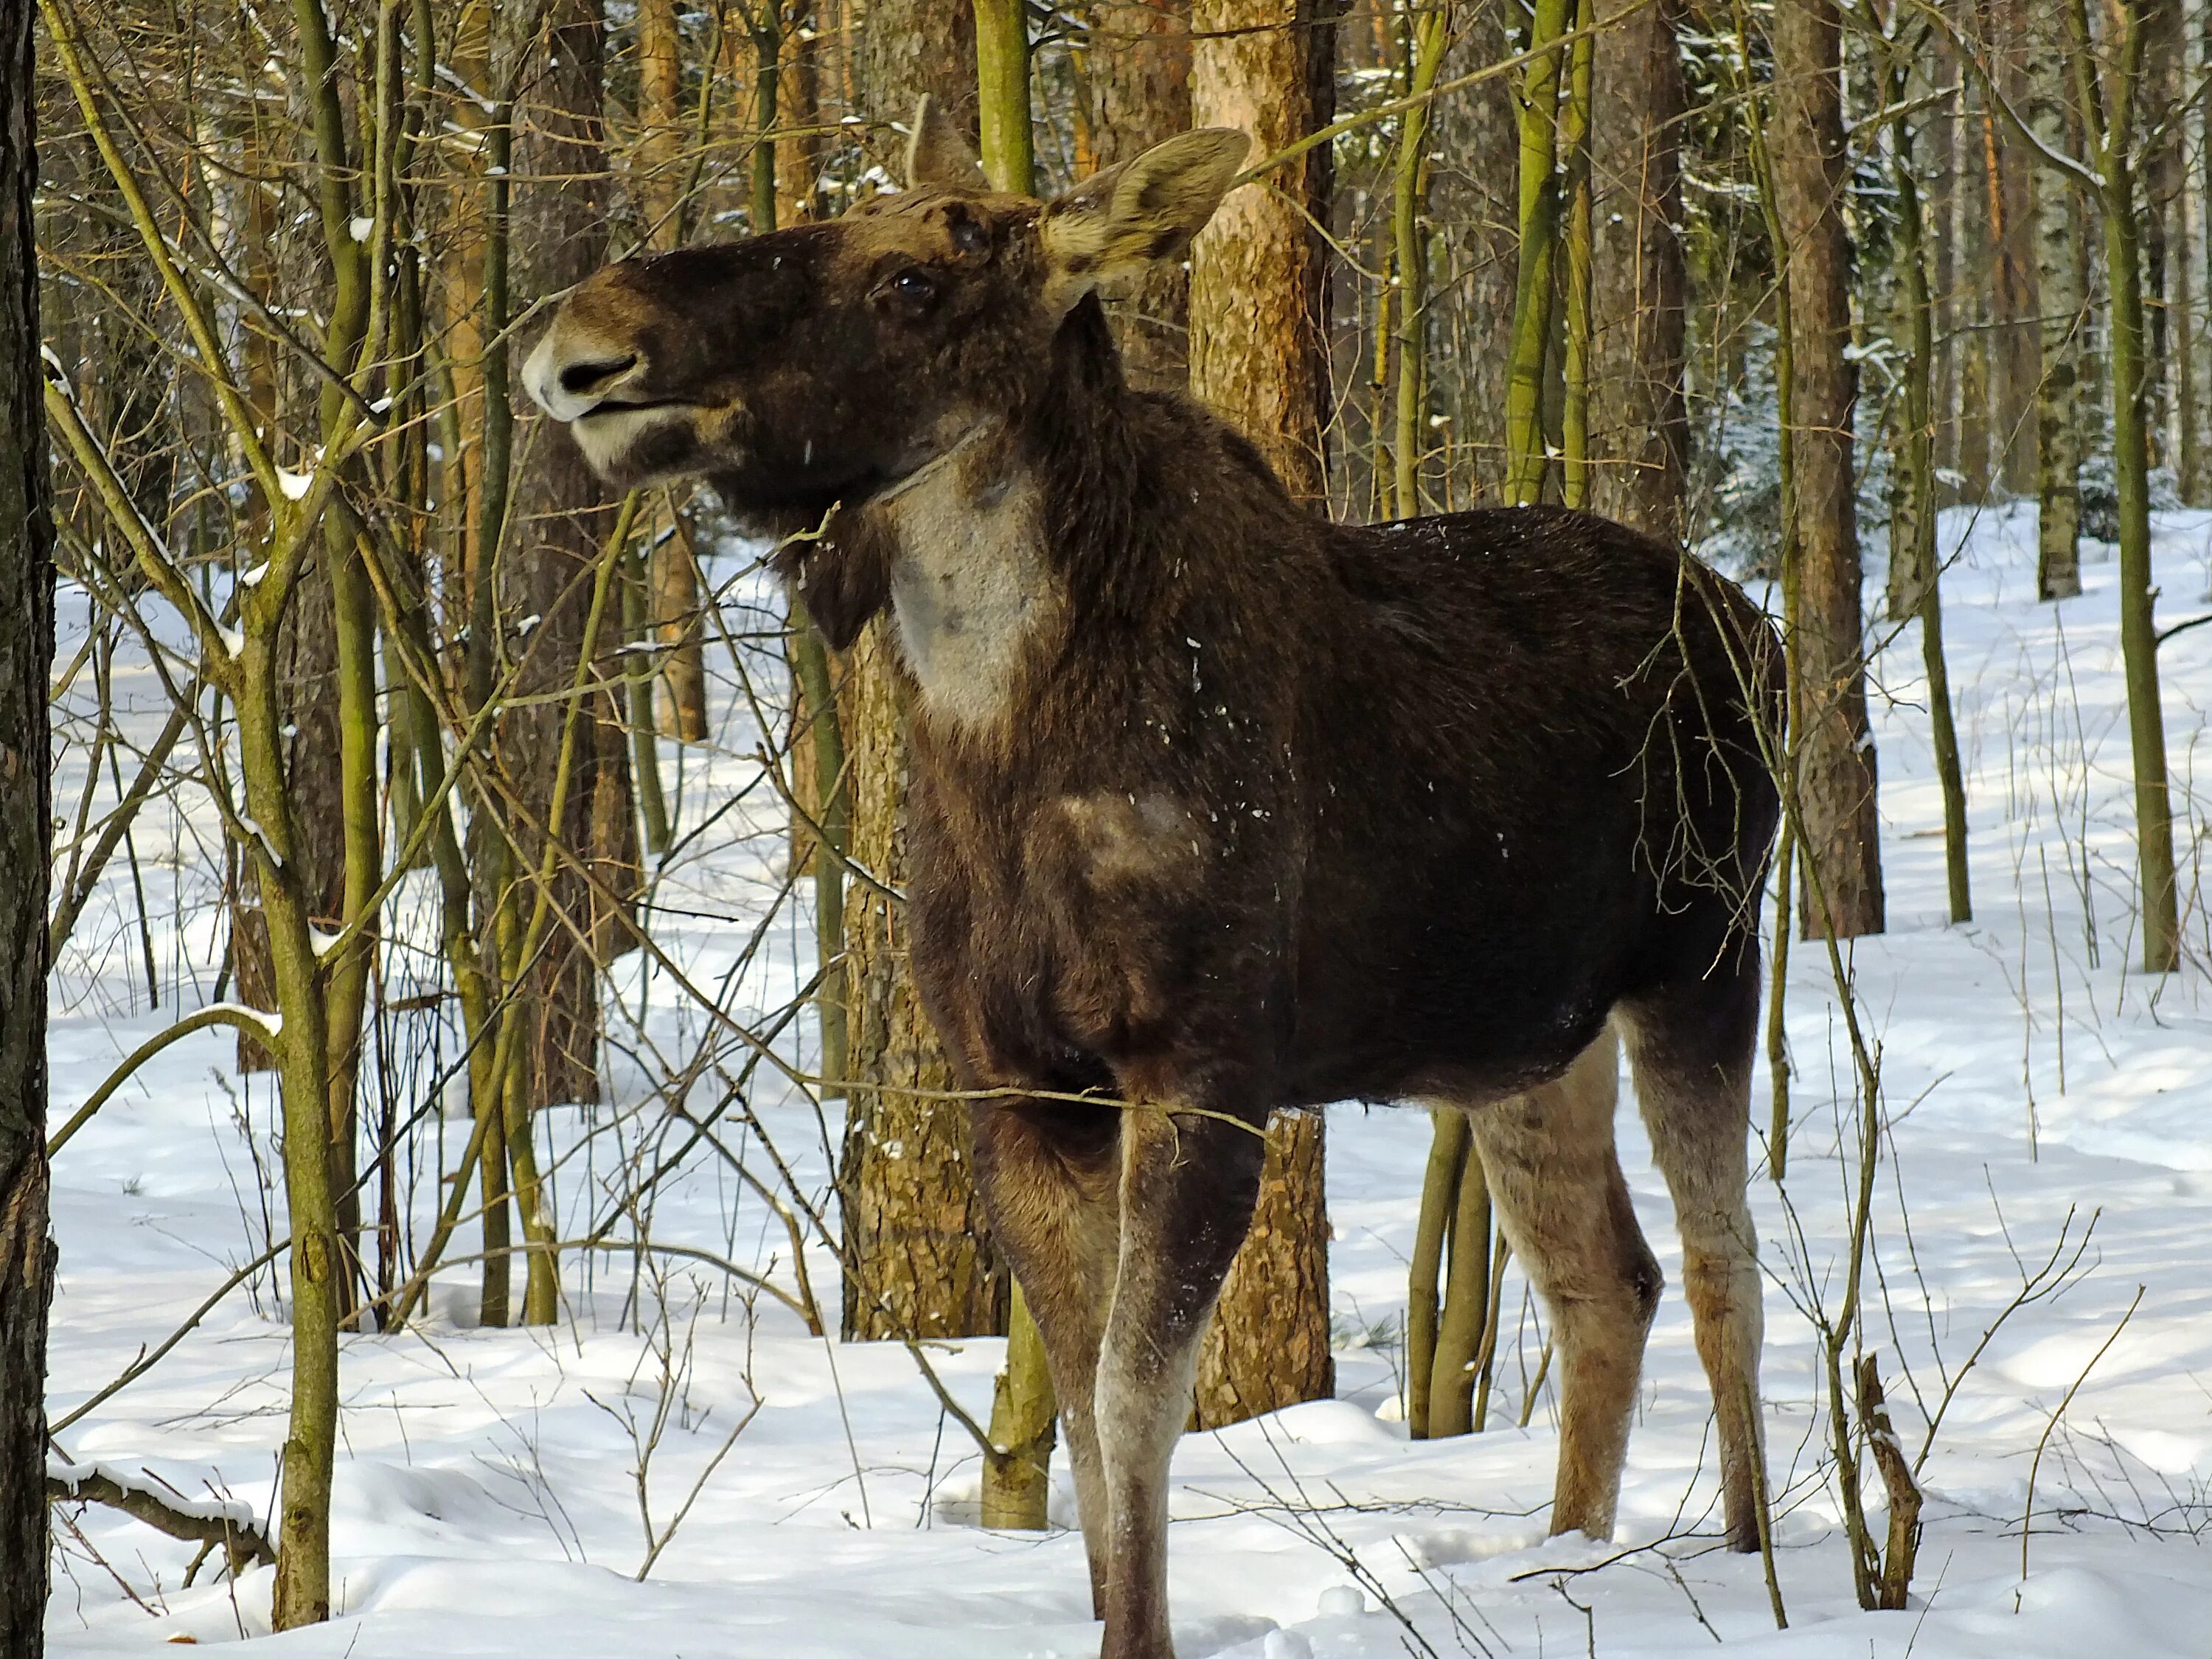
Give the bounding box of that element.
[866,296,1315,734]
[878,418,1065,735]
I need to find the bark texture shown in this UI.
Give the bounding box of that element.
[502,0,639,1110]
[1188,0,1336,500]
[835,0,1006,1342]
[1186,0,1336,1424]
[1080,0,1193,389]
[1772,0,1883,938]
[1589,0,1688,538]
[836,625,1005,1339]
[1430,1,1520,503]
[2033,18,2084,599]
[1,0,55,1638]
[860,0,980,154]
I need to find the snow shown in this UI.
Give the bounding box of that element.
[41,507,2212,1656]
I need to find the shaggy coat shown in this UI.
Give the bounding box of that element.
[524,105,1781,1659]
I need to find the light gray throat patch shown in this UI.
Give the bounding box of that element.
[883,442,1061,731]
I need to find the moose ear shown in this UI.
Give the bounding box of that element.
[904,95,990,192]
[1037,128,1251,312]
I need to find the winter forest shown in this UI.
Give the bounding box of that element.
[13,0,2212,1652]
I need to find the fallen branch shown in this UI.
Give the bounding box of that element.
[46,1456,276,1579]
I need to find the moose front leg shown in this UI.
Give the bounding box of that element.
[969,1096,1123,1612]
[1093,1096,1266,1659]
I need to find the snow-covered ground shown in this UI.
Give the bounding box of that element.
[41,504,2212,1657]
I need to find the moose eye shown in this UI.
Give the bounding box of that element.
[888,268,936,306]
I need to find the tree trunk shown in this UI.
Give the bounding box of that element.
[1589,0,1688,539]
[2139,0,2181,469]
[1928,29,1960,507]
[1885,42,1971,926]
[1186,0,1337,1427]
[1503,0,1573,507]
[0,1,53,1638]
[487,0,639,1326]
[838,0,1006,1344]
[1983,0,2042,499]
[1430,3,1520,504]
[635,0,712,740]
[1079,0,1192,389]
[1772,0,1883,939]
[835,628,1005,1340]
[2034,17,2084,599]
[2070,0,2180,972]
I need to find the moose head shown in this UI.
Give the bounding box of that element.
[524,99,1249,532]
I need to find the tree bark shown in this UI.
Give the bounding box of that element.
[635,0,712,740]
[1079,0,1192,389]
[1430,2,1520,504]
[1771,0,1883,939]
[835,627,1004,1340]
[1982,0,2042,498]
[1186,0,1337,1426]
[837,0,1007,1343]
[0,0,54,1638]
[2069,0,2180,971]
[2034,13,2084,599]
[1589,0,1688,538]
[502,0,640,1117]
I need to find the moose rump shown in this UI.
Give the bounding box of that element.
[524,97,1782,1659]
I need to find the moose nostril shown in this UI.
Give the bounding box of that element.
[560,355,639,397]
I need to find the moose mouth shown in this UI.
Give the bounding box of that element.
[575,397,697,421]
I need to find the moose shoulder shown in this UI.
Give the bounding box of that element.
[526,99,1781,1659]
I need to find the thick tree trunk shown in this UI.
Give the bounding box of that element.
[504,0,639,1113]
[1589,0,1688,538]
[0,1,54,1640]
[835,627,1005,1340]
[1079,0,1192,389]
[837,0,1006,1343]
[1186,0,1337,1426]
[479,0,638,1327]
[1430,3,1520,504]
[1772,0,1883,939]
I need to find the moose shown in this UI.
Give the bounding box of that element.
[526,101,1781,1659]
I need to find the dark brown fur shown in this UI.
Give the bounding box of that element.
[526,111,1780,1659]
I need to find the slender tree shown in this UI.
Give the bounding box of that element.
[1876,8,1971,925]
[1503,0,1574,505]
[0,0,54,1638]
[2063,0,2180,970]
[2033,2,2086,599]
[1186,0,1338,1426]
[1773,0,1884,939]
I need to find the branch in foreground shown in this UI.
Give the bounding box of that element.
[46,1456,276,1579]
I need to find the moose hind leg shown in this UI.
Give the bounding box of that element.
[1620,964,1766,1551]
[969,1097,1122,1613]
[1093,1098,1266,1659]
[1461,1026,1660,1541]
